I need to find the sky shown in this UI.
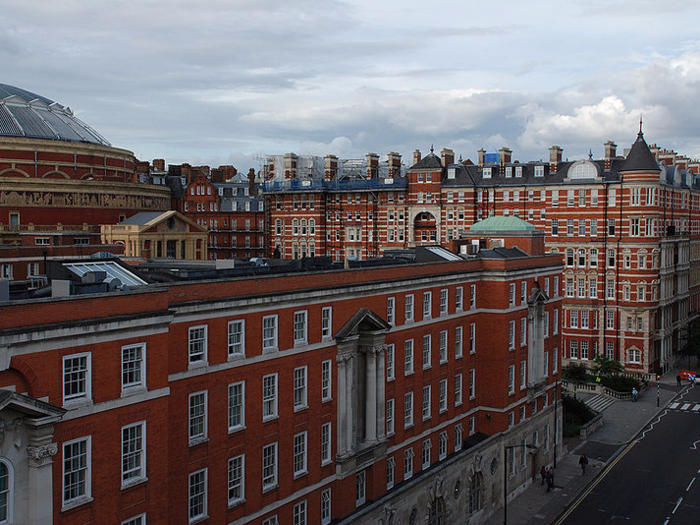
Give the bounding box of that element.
[3,0,700,172]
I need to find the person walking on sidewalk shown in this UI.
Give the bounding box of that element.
[678,374,682,387]
[632,387,638,402]
[579,454,589,475]
[540,466,546,485]
[546,468,554,492]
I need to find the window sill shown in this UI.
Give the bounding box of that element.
[262,483,278,494]
[228,498,246,509]
[262,347,279,355]
[120,386,147,398]
[294,405,308,413]
[262,415,279,423]
[321,397,332,403]
[62,398,92,409]
[188,361,208,371]
[189,514,209,525]
[228,425,246,435]
[61,496,94,513]
[293,471,308,480]
[121,476,148,491]
[228,353,245,361]
[189,437,209,447]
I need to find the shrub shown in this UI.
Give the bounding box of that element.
[562,362,589,382]
[601,375,640,393]
[562,393,596,437]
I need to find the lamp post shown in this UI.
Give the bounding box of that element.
[504,442,537,525]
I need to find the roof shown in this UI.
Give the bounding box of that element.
[469,216,537,232]
[476,247,530,259]
[621,131,660,172]
[120,212,164,225]
[0,83,111,146]
[410,150,443,170]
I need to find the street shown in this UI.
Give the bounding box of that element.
[560,385,700,525]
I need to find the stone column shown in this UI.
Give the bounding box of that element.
[337,356,348,456]
[345,355,355,453]
[26,426,58,525]
[365,348,377,443]
[376,344,386,440]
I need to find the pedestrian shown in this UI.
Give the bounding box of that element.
[677,374,682,387]
[579,454,588,475]
[545,469,554,492]
[540,465,546,485]
[632,387,638,402]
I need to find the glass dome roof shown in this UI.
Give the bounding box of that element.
[0,83,111,146]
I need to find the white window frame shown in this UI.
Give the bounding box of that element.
[439,379,448,413]
[422,385,432,421]
[188,391,208,445]
[455,326,463,358]
[62,436,92,508]
[293,366,308,410]
[121,421,146,487]
[404,391,414,428]
[322,306,332,339]
[386,398,395,435]
[321,488,332,525]
[321,360,332,401]
[405,294,414,322]
[262,442,278,491]
[188,468,207,523]
[262,374,278,420]
[404,339,414,375]
[228,320,245,357]
[293,310,308,345]
[422,334,432,369]
[293,431,308,478]
[228,382,245,432]
[262,315,278,352]
[321,422,332,465]
[386,344,395,381]
[293,501,307,525]
[188,325,208,366]
[121,343,146,392]
[440,289,448,315]
[439,330,448,363]
[228,454,245,507]
[456,373,463,405]
[63,353,92,406]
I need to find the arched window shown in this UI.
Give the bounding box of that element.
[468,472,482,515]
[0,460,13,523]
[428,497,445,525]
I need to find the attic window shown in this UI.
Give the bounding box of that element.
[515,166,523,177]
[483,167,491,179]
[505,166,512,178]
[535,165,545,177]
[448,168,456,179]
[569,161,598,180]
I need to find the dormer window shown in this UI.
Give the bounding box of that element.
[505,166,512,178]
[515,166,523,177]
[535,165,545,177]
[448,168,456,179]
[483,167,491,179]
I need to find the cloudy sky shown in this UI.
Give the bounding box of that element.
[3,0,700,171]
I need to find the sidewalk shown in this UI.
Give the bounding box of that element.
[482,369,686,525]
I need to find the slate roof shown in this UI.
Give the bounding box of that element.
[621,131,661,172]
[410,150,443,170]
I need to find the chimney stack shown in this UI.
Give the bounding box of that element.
[549,146,563,172]
[248,168,256,195]
[441,148,455,167]
[499,147,512,166]
[152,158,166,171]
[477,148,485,168]
[387,152,402,178]
[324,154,338,181]
[413,149,422,165]
[284,153,298,180]
[366,153,379,179]
[604,141,617,170]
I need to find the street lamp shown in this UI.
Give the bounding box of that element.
[504,441,537,525]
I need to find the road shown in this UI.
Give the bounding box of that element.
[561,386,700,525]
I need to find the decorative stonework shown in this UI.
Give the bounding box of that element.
[27,443,58,466]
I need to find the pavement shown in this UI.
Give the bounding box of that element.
[482,368,688,525]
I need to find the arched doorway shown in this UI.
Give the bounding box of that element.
[414,212,437,243]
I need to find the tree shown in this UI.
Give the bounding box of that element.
[679,316,700,368]
[593,354,624,377]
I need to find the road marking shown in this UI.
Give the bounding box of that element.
[640,411,667,441]
[693,405,700,412]
[682,403,692,410]
[687,477,696,492]
[670,402,680,409]
[690,438,700,450]
[553,441,637,525]
[663,519,670,525]
[673,497,683,514]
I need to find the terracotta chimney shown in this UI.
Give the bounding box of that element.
[499,147,512,166]
[413,149,422,165]
[324,154,338,181]
[152,158,165,171]
[477,148,485,168]
[387,152,402,178]
[366,153,379,179]
[248,168,256,195]
[604,141,617,169]
[284,153,298,180]
[648,143,660,160]
[549,146,563,172]
[441,148,455,167]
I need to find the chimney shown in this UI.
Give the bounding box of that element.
[324,154,338,181]
[387,152,402,179]
[648,143,660,160]
[413,149,421,165]
[499,147,512,166]
[366,153,379,179]
[477,148,485,168]
[284,153,298,180]
[441,148,455,167]
[549,146,563,172]
[153,158,166,171]
[604,141,617,170]
[248,168,256,195]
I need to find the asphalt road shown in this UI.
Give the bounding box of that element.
[561,386,700,525]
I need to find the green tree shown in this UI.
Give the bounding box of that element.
[679,317,700,368]
[593,354,624,377]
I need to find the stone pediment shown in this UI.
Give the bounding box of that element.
[335,308,391,341]
[0,390,65,422]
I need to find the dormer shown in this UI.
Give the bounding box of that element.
[565,160,601,181]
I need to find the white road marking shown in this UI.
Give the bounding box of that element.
[670,402,680,409]
[672,497,683,514]
[687,477,696,492]
[682,403,692,410]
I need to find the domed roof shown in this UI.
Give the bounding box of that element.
[0,83,111,146]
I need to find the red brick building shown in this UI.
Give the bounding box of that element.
[0,224,562,525]
[263,129,700,375]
